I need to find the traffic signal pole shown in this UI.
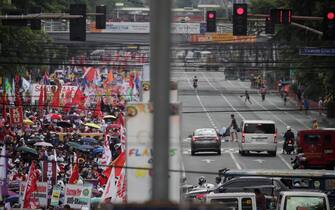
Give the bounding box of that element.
[150,0,172,202]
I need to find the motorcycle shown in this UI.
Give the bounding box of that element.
[284,139,294,154]
[291,153,307,169]
[193,81,198,89]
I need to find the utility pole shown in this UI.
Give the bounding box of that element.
[150,0,172,201]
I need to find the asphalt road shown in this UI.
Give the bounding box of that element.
[171,70,333,187]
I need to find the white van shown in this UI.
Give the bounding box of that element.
[206,192,257,210]
[238,120,277,156]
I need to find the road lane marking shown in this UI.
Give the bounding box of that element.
[201,73,294,170]
[183,73,218,130]
[278,153,293,169]
[201,72,245,120]
[253,159,265,164]
[265,96,309,129]
[202,159,215,164]
[229,152,242,169]
[249,97,292,129]
[237,79,309,129]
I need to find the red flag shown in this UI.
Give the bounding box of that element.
[72,88,84,105]
[102,151,126,184]
[93,99,102,118]
[43,85,48,108]
[23,162,39,208]
[84,67,96,82]
[2,90,7,120]
[68,161,79,184]
[14,75,22,107]
[51,80,61,109]
[128,72,134,89]
[38,85,44,113]
[62,89,73,113]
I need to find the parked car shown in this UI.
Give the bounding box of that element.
[296,129,335,169]
[214,176,288,197]
[190,128,221,155]
[238,120,277,156]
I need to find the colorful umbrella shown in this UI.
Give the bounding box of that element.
[84,122,101,129]
[34,142,53,147]
[48,113,62,120]
[23,118,33,125]
[16,145,38,155]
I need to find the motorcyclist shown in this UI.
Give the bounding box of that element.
[283,126,295,154]
[198,176,206,188]
[193,76,198,89]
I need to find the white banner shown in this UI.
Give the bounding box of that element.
[103,22,200,34]
[126,103,181,202]
[64,184,93,210]
[31,84,78,103]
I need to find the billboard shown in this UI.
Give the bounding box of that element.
[126,103,181,202]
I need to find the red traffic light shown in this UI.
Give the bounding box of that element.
[236,7,245,15]
[208,12,215,19]
[327,12,335,20]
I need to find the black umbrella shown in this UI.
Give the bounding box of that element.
[56,121,72,128]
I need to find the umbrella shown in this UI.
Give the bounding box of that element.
[84,122,101,129]
[66,142,82,150]
[92,147,103,155]
[81,144,94,151]
[80,138,98,145]
[48,113,62,120]
[27,137,44,143]
[103,115,117,120]
[91,197,101,204]
[34,142,53,147]
[16,146,38,155]
[6,195,19,204]
[23,118,33,125]
[56,121,72,128]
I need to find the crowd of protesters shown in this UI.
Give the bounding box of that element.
[0,63,135,209]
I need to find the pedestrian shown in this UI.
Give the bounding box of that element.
[254,188,266,210]
[312,120,318,129]
[303,98,309,115]
[229,114,238,142]
[260,86,266,102]
[284,92,288,106]
[244,90,252,104]
[318,97,323,116]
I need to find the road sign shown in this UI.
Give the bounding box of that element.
[299,47,335,56]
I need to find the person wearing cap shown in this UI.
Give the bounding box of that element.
[283,126,294,154]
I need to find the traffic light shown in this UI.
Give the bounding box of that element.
[270,9,292,25]
[206,11,216,32]
[233,3,247,36]
[265,17,275,34]
[96,5,106,29]
[2,9,27,27]
[70,4,86,41]
[30,6,41,30]
[323,7,335,40]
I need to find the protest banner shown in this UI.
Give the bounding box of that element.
[19,182,48,207]
[64,184,93,210]
[50,185,61,206]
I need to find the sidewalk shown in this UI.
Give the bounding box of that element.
[287,92,335,128]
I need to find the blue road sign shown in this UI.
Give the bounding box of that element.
[299,47,335,56]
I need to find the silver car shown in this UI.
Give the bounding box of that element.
[191,128,221,155]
